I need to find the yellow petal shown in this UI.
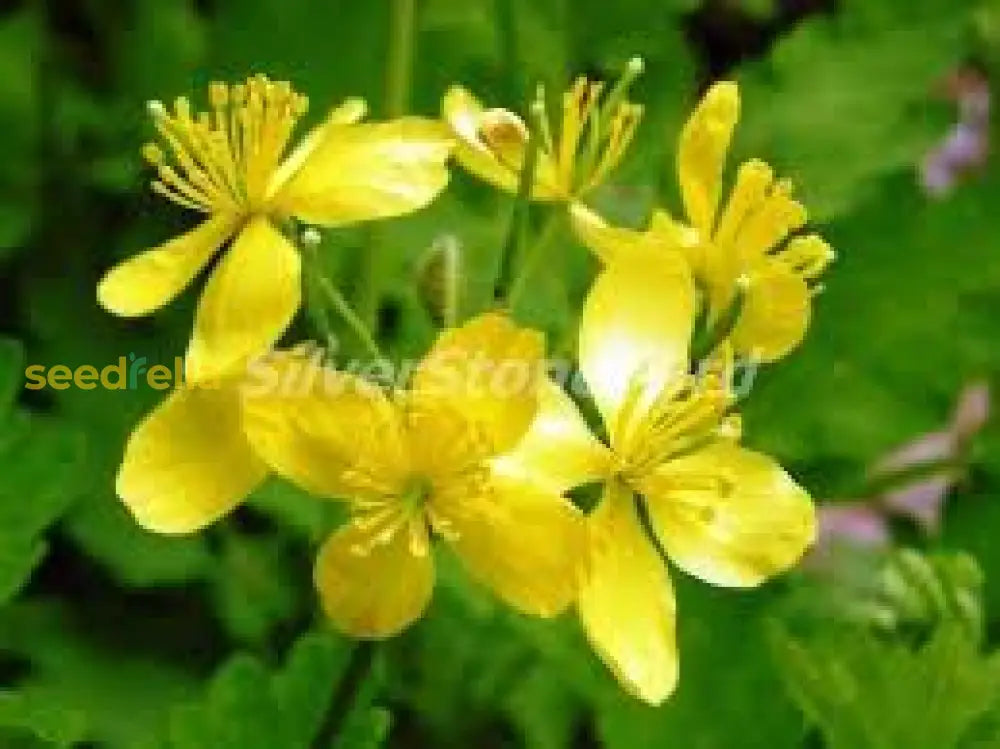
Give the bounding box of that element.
[433,472,584,618]
[241,351,409,501]
[729,262,811,363]
[273,117,452,227]
[678,81,740,234]
[412,312,545,456]
[185,217,301,384]
[314,513,434,638]
[650,209,704,277]
[578,255,695,430]
[442,85,563,200]
[97,214,237,317]
[722,173,807,263]
[492,378,612,494]
[569,203,674,266]
[713,159,776,255]
[443,86,522,193]
[116,386,266,534]
[578,482,678,705]
[640,442,816,588]
[267,97,368,197]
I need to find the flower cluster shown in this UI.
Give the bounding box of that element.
[100,70,833,705]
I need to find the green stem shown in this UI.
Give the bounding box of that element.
[689,278,749,363]
[302,237,383,360]
[311,641,378,749]
[358,0,417,330]
[494,110,542,301]
[506,209,565,309]
[385,0,416,118]
[494,0,521,101]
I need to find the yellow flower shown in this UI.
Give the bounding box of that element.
[240,313,583,637]
[572,81,835,363]
[496,257,816,704]
[98,75,453,384]
[442,60,643,201]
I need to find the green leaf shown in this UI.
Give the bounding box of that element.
[744,169,1000,481]
[0,7,41,255]
[0,338,85,604]
[165,633,384,749]
[735,0,971,219]
[772,621,1000,749]
[0,601,201,747]
[0,692,88,747]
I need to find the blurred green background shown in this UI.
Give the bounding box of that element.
[4,0,1000,746]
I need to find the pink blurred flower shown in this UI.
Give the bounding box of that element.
[811,382,990,565]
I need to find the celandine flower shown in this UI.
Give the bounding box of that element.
[443,60,643,201]
[98,75,453,383]
[240,313,583,637]
[496,257,816,703]
[573,81,835,363]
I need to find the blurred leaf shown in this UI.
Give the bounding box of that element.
[164,632,380,749]
[206,530,301,646]
[207,0,389,112]
[112,0,207,99]
[0,6,41,254]
[772,621,1000,749]
[736,0,970,219]
[64,498,213,588]
[330,706,391,749]
[0,691,88,747]
[0,339,84,604]
[744,170,1000,484]
[0,601,201,747]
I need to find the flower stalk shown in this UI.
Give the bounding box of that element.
[301,229,383,361]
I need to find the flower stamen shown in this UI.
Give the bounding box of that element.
[142,75,309,216]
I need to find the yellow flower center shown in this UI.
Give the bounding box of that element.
[141,74,309,216]
[400,474,433,514]
[612,374,734,482]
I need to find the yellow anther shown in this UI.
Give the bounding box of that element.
[173,96,191,120]
[208,82,228,107]
[480,109,529,173]
[141,142,164,165]
[146,99,166,119]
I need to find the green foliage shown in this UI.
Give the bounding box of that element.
[0,8,40,254]
[773,623,1000,749]
[736,0,970,220]
[0,341,83,604]
[163,633,385,749]
[745,168,1000,488]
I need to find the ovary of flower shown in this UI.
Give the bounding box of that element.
[97,75,453,385]
[495,256,816,705]
[239,312,583,638]
[443,58,644,201]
